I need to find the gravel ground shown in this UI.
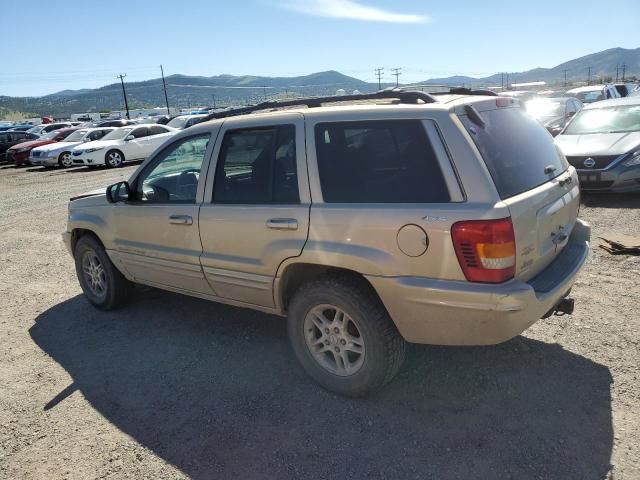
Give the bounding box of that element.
[0,163,638,480]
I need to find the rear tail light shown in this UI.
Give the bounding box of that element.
[451,218,516,283]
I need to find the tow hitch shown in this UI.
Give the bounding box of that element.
[543,297,575,318]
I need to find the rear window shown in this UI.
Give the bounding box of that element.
[459,107,567,199]
[314,120,450,203]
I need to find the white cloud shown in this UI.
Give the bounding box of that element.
[279,0,429,24]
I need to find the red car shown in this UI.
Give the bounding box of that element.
[6,128,80,165]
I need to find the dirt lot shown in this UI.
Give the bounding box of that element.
[0,162,638,480]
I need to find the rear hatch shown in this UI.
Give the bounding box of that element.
[458,101,580,282]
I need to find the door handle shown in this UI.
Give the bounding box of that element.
[266,218,298,231]
[169,214,193,225]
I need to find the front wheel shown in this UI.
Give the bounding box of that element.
[58,151,73,168]
[287,277,406,397]
[74,235,132,310]
[105,149,124,168]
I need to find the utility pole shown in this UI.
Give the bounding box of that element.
[506,72,510,89]
[622,64,626,81]
[117,74,130,119]
[616,64,619,82]
[262,86,267,101]
[391,67,402,87]
[564,70,567,87]
[374,67,384,90]
[501,72,504,89]
[212,94,216,109]
[587,66,591,85]
[160,65,170,115]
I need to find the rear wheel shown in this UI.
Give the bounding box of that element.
[58,151,73,168]
[105,150,124,168]
[287,277,406,397]
[74,235,131,310]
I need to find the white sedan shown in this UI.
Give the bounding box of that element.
[70,124,178,168]
[29,127,116,167]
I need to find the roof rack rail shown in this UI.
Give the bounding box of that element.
[430,87,498,97]
[202,89,437,122]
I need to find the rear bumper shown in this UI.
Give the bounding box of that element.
[577,163,640,192]
[368,219,591,346]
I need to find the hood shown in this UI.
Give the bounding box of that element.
[555,131,640,157]
[70,188,107,206]
[72,139,117,152]
[34,141,81,153]
[9,139,55,151]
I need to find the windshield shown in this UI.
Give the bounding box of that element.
[525,100,564,119]
[572,90,604,103]
[101,127,134,140]
[563,105,640,135]
[167,117,188,129]
[41,130,60,140]
[27,126,42,134]
[64,130,88,142]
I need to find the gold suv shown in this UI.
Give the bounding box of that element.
[63,90,590,396]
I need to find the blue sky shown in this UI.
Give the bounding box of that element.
[3,0,639,97]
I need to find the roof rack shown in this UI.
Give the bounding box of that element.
[430,87,498,97]
[202,89,438,122]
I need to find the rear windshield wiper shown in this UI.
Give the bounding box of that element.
[464,104,485,128]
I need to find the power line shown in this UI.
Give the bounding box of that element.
[374,67,384,90]
[391,67,402,87]
[160,65,170,115]
[117,74,130,119]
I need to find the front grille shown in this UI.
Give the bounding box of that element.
[566,155,619,170]
[579,180,614,189]
[73,159,84,164]
[31,151,42,157]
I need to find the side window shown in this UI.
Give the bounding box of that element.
[213,125,298,204]
[149,125,168,135]
[135,134,211,204]
[0,134,7,143]
[315,120,450,203]
[131,127,149,138]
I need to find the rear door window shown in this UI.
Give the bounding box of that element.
[459,106,567,199]
[314,120,450,203]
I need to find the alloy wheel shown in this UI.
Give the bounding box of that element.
[303,304,365,376]
[82,250,107,298]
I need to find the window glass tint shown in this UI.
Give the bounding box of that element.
[136,134,210,203]
[149,125,168,135]
[315,120,449,203]
[213,125,298,204]
[131,127,149,138]
[459,107,566,199]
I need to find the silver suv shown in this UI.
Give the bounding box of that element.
[63,90,590,396]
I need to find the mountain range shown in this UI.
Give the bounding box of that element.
[1,47,638,118]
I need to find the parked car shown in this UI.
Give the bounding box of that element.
[614,83,636,97]
[0,131,39,162]
[555,96,640,192]
[6,128,79,165]
[29,127,116,168]
[63,91,590,396]
[26,122,72,137]
[7,124,35,132]
[166,114,208,130]
[69,124,177,167]
[566,85,620,104]
[524,97,583,136]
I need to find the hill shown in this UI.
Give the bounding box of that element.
[0,47,638,118]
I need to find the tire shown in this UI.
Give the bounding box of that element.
[105,149,125,168]
[58,151,73,168]
[287,276,406,397]
[74,235,132,310]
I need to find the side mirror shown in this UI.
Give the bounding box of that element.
[106,181,131,203]
[125,135,135,141]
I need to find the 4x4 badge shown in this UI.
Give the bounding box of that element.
[583,157,596,168]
